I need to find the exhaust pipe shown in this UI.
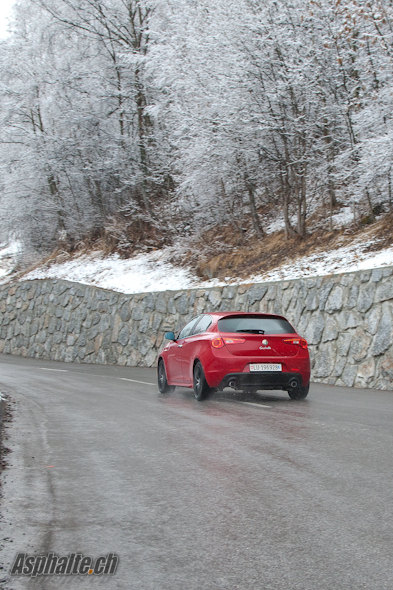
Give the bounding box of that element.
[229,380,237,389]
[290,380,298,388]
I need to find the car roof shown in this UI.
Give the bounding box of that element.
[204,311,287,319]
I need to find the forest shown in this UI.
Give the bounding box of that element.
[1,0,393,271]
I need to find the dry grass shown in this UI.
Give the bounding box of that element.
[179,214,393,281]
[15,210,393,282]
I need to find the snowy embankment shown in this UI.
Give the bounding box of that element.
[1,238,392,295]
[0,241,21,279]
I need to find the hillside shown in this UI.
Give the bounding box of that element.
[2,206,393,295]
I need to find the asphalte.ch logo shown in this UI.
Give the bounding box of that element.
[10,553,119,577]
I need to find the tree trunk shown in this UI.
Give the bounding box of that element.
[246,182,264,238]
[281,171,296,239]
[297,170,307,237]
[48,174,67,236]
[365,189,375,222]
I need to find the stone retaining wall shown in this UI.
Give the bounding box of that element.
[1,267,393,389]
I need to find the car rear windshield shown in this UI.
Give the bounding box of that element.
[218,315,296,335]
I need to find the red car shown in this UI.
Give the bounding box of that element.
[157,312,310,401]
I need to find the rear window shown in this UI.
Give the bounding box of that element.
[218,315,295,335]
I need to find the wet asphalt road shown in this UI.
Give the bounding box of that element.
[0,354,393,589]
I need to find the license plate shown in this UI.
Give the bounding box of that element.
[250,363,282,372]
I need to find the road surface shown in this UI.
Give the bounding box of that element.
[0,353,392,589]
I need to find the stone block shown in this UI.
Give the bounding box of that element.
[87,325,100,341]
[340,310,360,330]
[372,305,393,356]
[97,301,108,313]
[131,305,144,321]
[341,364,358,387]
[337,332,353,356]
[37,330,47,344]
[246,285,267,306]
[322,317,339,342]
[371,269,383,282]
[375,281,393,303]
[357,282,376,313]
[91,312,101,326]
[144,293,156,312]
[305,289,318,312]
[360,271,371,283]
[55,306,63,318]
[144,349,157,367]
[152,313,163,333]
[325,285,344,313]
[296,312,311,337]
[317,282,334,312]
[347,285,358,309]
[331,355,347,378]
[313,342,336,378]
[356,358,376,384]
[67,334,76,346]
[266,285,277,301]
[53,332,64,344]
[155,294,167,314]
[348,327,371,362]
[304,312,325,345]
[139,315,151,334]
[167,298,176,314]
[281,288,293,311]
[78,333,86,347]
[120,302,131,322]
[222,286,237,300]
[61,294,71,307]
[208,290,222,309]
[118,325,130,347]
[98,314,112,333]
[380,354,393,381]
[109,292,119,305]
[364,306,382,335]
[94,333,104,353]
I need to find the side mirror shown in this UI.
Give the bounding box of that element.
[165,332,176,341]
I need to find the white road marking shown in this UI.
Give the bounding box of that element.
[239,402,271,409]
[40,368,68,372]
[120,378,155,386]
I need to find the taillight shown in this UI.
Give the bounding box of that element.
[283,338,308,349]
[211,338,225,349]
[212,337,246,348]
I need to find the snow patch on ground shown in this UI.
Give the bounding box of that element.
[21,250,199,294]
[0,241,22,278]
[331,206,353,227]
[12,239,393,294]
[263,206,355,235]
[248,241,393,283]
[265,218,286,234]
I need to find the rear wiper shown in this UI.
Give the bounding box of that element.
[236,329,265,334]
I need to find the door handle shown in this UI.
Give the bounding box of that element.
[177,344,183,348]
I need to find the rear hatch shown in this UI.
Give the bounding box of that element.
[218,315,299,358]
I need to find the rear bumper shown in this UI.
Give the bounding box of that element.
[218,372,305,391]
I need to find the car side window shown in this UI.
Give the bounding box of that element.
[178,316,201,340]
[191,315,212,336]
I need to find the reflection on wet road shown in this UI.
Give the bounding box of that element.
[0,354,392,589]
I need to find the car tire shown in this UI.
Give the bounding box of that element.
[158,360,175,394]
[288,383,309,400]
[193,361,212,401]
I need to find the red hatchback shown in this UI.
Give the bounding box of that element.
[157,312,310,401]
